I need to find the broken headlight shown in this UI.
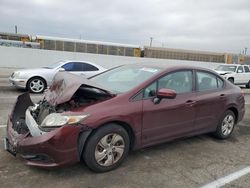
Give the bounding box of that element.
[41,113,89,128]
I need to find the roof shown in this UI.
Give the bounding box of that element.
[35,35,140,48]
[122,62,213,72]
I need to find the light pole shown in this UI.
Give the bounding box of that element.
[150,37,153,47]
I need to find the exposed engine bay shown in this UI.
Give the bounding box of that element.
[12,85,112,135]
[31,85,112,125]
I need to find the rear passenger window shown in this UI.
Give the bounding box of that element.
[83,63,99,71]
[196,72,218,91]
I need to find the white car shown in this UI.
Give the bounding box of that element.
[9,60,107,93]
[215,64,250,88]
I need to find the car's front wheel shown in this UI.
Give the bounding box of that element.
[27,77,46,93]
[83,124,130,172]
[214,110,236,139]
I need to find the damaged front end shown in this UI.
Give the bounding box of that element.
[4,72,114,168]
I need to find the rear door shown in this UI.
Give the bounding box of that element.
[194,70,227,133]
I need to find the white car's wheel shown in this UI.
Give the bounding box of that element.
[27,77,46,93]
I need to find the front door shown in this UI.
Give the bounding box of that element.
[142,70,196,147]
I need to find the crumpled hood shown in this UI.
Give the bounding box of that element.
[215,70,234,75]
[44,72,112,105]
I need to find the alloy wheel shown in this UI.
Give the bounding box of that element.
[30,79,45,93]
[95,133,125,166]
[221,114,235,136]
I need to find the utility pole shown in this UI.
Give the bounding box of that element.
[244,47,248,55]
[150,37,153,47]
[15,25,17,34]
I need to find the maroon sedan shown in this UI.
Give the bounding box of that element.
[4,63,245,172]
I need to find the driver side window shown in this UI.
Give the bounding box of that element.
[159,71,192,93]
[144,71,193,98]
[237,66,244,73]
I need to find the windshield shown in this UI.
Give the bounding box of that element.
[44,61,65,69]
[91,65,162,93]
[215,65,237,72]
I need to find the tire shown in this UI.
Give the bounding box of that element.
[213,110,236,139]
[228,78,234,84]
[83,124,130,172]
[27,77,46,93]
[246,81,250,88]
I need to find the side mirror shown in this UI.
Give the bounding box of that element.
[58,67,65,72]
[153,88,177,104]
[157,88,177,99]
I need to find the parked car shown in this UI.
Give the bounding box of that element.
[5,63,245,172]
[9,60,106,93]
[215,64,250,88]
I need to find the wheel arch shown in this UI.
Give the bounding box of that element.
[78,120,136,159]
[227,77,234,82]
[227,107,239,123]
[26,76,47,89]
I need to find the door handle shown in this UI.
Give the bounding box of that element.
[185,100,196,106]
[220,94,226,99]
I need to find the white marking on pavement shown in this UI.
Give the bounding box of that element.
[0,125,7,128]
[201,166,250,188]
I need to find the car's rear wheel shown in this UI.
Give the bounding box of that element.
[83,124,130,172]
[214,110,236,139]
[27,77,46,93]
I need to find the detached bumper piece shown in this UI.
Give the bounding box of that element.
[12,92,34,134]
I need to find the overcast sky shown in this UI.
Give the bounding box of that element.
[0,0,249,54]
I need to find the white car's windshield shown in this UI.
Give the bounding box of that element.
[91,65,162,93]
[215,65,237,72]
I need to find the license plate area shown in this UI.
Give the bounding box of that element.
[4,138,16,156]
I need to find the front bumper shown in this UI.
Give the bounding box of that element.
[5,93,90,168]
[9,77,27,89]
